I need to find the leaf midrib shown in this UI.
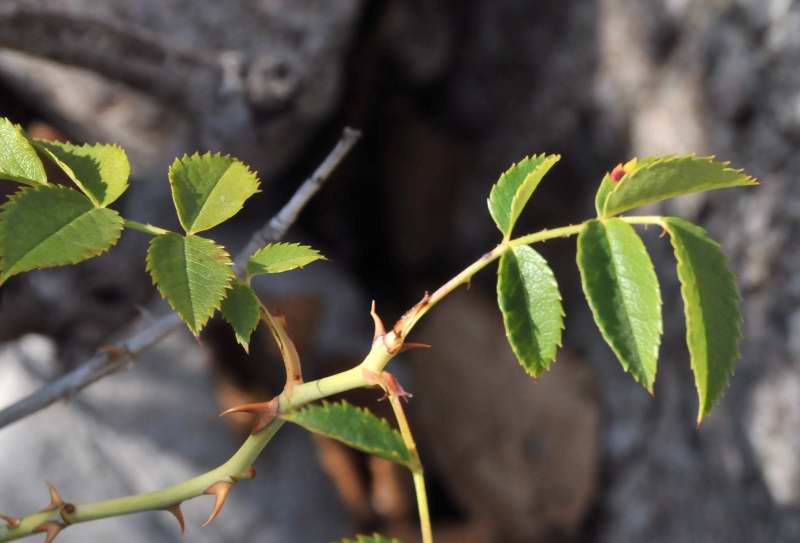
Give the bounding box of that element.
[186,162,235,232]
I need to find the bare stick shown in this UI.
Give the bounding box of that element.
[0,127,361,430]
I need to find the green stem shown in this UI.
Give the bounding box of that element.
[0,214,662,542]
[123,219,171,236]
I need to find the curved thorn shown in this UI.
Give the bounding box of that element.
[165,504,185,534]
[43,482,64,512]
[0,514,20,529]
[219,398,278,434]
[202,481,233,528]
[398,342,431,353]
[370,300,386,341]
[33,522,63,543]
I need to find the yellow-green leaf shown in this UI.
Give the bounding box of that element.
[497,245,564,377]
[146,233,235,335]
[601,155,757,217]
[488,154,560,238]
[283,401,415,469]
[168,153,260,234]
[247,242,326,277]
[0,118,47,185]
[577,219,662,391]
[221,281,261,352]
[34,140,130,207]
[662,217,741,422]
[0,185,122,282]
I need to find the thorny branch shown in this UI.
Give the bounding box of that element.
[0,127,361,430]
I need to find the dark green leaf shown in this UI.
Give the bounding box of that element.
[497,245,564,376]
[577,219,662,391]
[662,217,741,422]
[283,401,415,469]
[146,233,234,335]
[221,281,261,352]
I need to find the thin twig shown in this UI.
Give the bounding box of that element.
[234,127,361,269]
[0,127,361,431]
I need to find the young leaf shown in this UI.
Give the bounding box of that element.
[168,153,260,234]
[282,401,415,469]
[34,140,130,207]
[577,219,662,392]
[497,245,564,377]
[0,185,123,282]
[146,233,234,335]
[662,217,741,422]
[221,281,261,352]
[340,535,401,543]
[247,242,326,277]
[488,153,560,238]
[601,155,757,217]
[0,118,47,185]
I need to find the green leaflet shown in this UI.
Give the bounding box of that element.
[577,219,662,392]
[0,118,47,185]
[168,153,260,234]
[339,535,402,543]
[497,245,564,377]
[282,401,415,470]
[146,233,235,335]
[247,242,326,277]
[601,155,757,217]
[0,185,123,282]
[488,154,560,238]
[221,281,261,352]
[34,140,130,207]
[662,217,741,422]
[594,173,616,217]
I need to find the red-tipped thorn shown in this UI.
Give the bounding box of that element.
[165,504,185,534]
[202,481,233,528]
[370,301,387,341]
[220,398,278,434]
[398,342,431,353]
[0,514,20,529]
[33,522,63,543]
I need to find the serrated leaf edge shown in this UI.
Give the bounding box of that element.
[282,400,414,469]
[576,219,662,391]
[247,242,327,276]
[497,246,565,377]
[221,281,261,353]
[0,185,124,282]
[602,155,758,217]
[168,152,261,234]
[662,217,742,422]
[145,233,235,336]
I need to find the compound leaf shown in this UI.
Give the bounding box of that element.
[488,154,560,238]
[339,535,401,543]
[283,401,415,469]
[497,245,564,377]
[662,217,741,422]
[0,118,47,185]
[221,281,261,352]
[34,140,130,207]
[602,155,757,217]
[168,153,260,234]
[247,242,326,277]
[0,185,122,282]
[146,233,234,335]
[577,219,662,392]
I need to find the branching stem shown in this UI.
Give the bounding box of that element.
[123,219,171,236]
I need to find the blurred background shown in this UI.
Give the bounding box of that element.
[0,0,799,541]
